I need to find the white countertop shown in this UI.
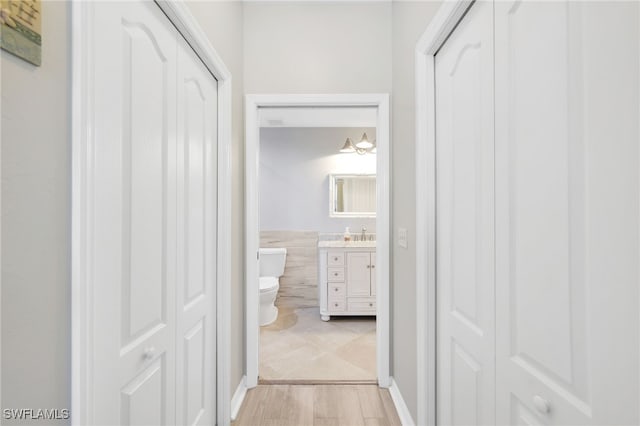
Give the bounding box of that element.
[318,240,376,248]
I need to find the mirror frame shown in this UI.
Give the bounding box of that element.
[329,173,377,218]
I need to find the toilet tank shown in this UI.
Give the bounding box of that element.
[259,248,287,277]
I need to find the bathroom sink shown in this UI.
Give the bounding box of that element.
[317,240,376,248]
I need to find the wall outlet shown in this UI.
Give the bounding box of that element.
[398,227,408,249]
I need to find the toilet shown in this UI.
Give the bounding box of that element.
[259,247,287,326]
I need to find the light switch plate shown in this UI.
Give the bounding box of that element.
[398,227,408,249]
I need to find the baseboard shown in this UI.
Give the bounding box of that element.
[230,375,247,421]
[389,378,416,426]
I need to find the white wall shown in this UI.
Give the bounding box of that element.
[1,1,71,422]
[260,127,376,233]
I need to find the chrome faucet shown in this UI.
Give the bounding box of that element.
[361,225,367,241]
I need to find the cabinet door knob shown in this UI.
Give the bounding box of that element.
[334,303,339,307]
[366,265,371,269]
[334,272,338,276]
[334,257,338,261]
[369,303,373,307]
[533,395,550,414]
[334,288,338,292]
[371,264,375,269]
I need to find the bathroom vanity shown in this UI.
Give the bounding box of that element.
[317,241,376,321]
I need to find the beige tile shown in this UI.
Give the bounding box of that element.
[260,306,376,381]
[334,333,377,377]
[288,351,375,381]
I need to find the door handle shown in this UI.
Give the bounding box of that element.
[143,347,155,361]
[533,395,550,414]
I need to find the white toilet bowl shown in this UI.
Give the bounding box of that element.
[259,277,279,326]
[259,247,287,326]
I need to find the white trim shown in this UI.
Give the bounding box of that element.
[389,378,416,426]
[71,2,233,425]
[244,93,391,389]
[230,375,248,421]
[414,2,473,425]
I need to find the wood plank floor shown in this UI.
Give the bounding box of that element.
[232,384,402,426]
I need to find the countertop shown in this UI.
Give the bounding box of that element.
[317,240,376,248]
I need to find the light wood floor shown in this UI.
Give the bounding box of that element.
[232,384,402,426]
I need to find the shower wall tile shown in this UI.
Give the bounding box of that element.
[261,230,319,309]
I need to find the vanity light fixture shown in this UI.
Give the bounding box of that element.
[339,133,376,155]
[355,132,373,149]
[340,138,356,153]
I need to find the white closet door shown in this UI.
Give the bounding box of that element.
[435,1,495,424]
[495,1,639,424]
[175,35,218,426]
[92,2,178,424]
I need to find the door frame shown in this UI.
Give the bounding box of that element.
[414,1,474,425]
[244,93,391,388]
[70,1,233,425]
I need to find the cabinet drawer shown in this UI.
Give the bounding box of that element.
[328,267,345,282]
[328,252,345,266]
[328,283,345,297]
[328,297,346,312]
[348,297,376,312]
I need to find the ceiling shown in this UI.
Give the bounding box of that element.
[259,106,377,128]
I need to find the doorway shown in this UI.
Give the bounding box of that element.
[244,94,391,389]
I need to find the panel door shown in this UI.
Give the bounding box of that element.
[435,1,495,424]
[92,2,178,424]
[347,252,372,297]
[175,35,218,426]
[494,1,639,425]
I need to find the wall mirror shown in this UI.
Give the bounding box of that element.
[330,174,376,217]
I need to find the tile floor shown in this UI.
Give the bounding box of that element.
[259,306,377,381]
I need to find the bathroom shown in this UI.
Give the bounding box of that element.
[256,107,379,382]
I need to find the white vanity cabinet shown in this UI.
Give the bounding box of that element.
[318,243,376,321]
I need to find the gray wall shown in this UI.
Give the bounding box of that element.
[391,2,442,417]
[260,127,376,233]
[244,2,392,94]
[185,0,246,406]
[1,1,71,422]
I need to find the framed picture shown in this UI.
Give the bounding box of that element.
[1,0,41,66]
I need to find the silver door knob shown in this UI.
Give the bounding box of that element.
[533,395,550,414]
[143,347,155,360]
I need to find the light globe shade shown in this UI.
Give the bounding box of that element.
[340,138,356,153]
[355,132,373,149]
